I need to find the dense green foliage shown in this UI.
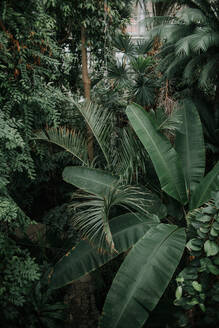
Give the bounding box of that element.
[1,0,219,327]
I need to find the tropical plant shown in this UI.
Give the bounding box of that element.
[107,33,158,108]
[174,192,219,327]
[150,0,219,105]
[44,96,219,327]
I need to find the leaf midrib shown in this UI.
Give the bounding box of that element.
[130,108,182,201]
[110,225,179,328]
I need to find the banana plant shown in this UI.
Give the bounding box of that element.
[40,95,219,327]
[48,165,185,328]
[126,100,219,210]
[95,99,218,328]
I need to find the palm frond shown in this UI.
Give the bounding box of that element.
[179,7,208,25]
[107,59,130,88]
[175,34,197,56]
[165,56,190,79]
[112,127,149,183]
[190,27,219,53]
[71,192,115,252]
[157,52,176,74]
[113,33,135,57]
[183,54,206,83]
[130,56,154,74]
[70,183,154,252]
[35,127,88,165]
[153,107,183,135]
[160,24,194,43]
[199,54,219,87]
[135,39,154,55]
[130,76,157,107]
[71,99,115,167]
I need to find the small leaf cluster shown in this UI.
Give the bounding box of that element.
[174,192,219,327]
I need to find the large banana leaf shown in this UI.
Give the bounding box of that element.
[126,103,187,204]
[175,99,205,196]
[189,161,219,210]
[62,166,118,197]
[49,213,160,290]
[99,224,186,328]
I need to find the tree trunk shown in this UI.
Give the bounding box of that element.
[81,25,93,161]
[64,274,99,328]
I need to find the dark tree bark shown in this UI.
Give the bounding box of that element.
[81,25,93,161]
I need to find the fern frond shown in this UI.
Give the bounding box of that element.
[35,127,88,165]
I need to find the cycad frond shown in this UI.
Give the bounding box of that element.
[72,99,115,167]
[35,127,88,165]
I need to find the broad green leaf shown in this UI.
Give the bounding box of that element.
[62,166,118,197]
[204,240,219,257]
[189,161,219,210]
[192,281,202,292]
[100,224,186,328]
[126,103,187,204]
[49,213,159,290]
[175,286,182,300]
[175,99,205,195]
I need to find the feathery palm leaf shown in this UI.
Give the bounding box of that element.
[72,99,115,167]
[113,126,149,183]
[35,127,88,165]
[70,183,156,252]
[179,7,208,24]
[151,107,183,135]
[199,54,219,87]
